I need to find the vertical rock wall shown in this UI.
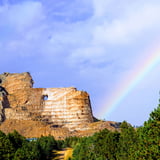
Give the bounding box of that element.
[42,88,93,129]
[0,72,93,129]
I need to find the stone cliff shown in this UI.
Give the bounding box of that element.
[0,72,119,138]
[0,72,93,130]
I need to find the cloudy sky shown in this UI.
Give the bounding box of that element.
[0,0,160,126]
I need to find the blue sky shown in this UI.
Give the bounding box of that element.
[0,0,160,126]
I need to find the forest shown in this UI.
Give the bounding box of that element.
[0,102,160,160]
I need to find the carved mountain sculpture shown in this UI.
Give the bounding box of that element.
[0,72,93,130]
[0,72,119,138]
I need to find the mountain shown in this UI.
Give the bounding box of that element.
[0,72,118,139]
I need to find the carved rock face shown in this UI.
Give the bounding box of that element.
[0,72,93,130]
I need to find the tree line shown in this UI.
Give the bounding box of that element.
[0,130,61,160]
[71,104,160,160]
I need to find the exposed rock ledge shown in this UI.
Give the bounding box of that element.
[0,119,119,139]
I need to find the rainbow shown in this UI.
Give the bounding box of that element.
[101,48,160,118]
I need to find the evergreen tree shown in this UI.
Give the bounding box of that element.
[136,105,160,159]
[116,121,138,160]
[0,131,15,160]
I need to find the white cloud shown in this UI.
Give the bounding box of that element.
[1,0,160,69]
[92,1,160,45]
[67,0,160,72]
[0,1,48,58]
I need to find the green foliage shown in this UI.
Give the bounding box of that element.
[116,121,138,160]
[0,130,26,160]
[72,102,160,160]
[64,136,80,148]
[56,139,65,149]
[135,105,160,159]
[13,141,41,160]
[72,129,120,160]
[0,131,59,160]
[7,130,26,150]
[36,135,58,159]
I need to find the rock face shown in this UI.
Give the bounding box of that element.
[0,72,93,130]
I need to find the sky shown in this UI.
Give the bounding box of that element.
[0,0,160,126]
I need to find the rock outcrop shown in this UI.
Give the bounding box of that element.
[0,72,93,130]
[0,72,119,138]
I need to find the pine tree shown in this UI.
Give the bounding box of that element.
[136,104,160,159]
[116,121,138,160]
